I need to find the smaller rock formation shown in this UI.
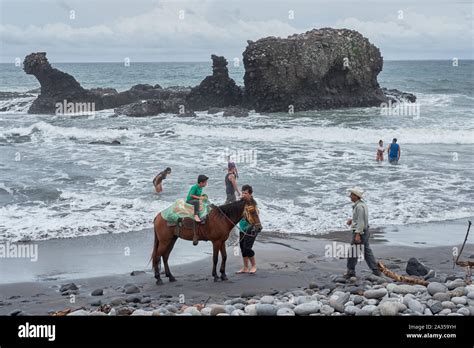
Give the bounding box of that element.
[186,55,242,110]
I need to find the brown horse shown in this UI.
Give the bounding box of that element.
[151,197,262,284]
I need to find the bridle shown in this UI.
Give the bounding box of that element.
[215,202,261,246]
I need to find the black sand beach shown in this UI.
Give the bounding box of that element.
[1,220,472,316]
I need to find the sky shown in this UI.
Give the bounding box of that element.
[0,0,472,63]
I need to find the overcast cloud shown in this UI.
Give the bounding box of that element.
[0,0,472,62]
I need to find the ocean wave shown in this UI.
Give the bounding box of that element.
[0,121,134,143]
[0,190,170,242]
[174,124,474,144]
[0,97,36,114]
[2,188,473,242]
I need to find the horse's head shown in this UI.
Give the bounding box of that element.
[243,200,262,233]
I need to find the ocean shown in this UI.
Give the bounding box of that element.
[1,60,473,243]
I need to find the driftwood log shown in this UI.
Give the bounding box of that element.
[377,261,429,286]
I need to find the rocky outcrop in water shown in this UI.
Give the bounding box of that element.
[23,29,416,115]
[24,52,102,114]
[23,53,187,114]
[186,55,242,110]
[242,28,412,112]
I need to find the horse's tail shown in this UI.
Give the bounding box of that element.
[150,214,160,272]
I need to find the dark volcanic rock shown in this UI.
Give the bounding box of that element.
[243,28,389,112]
[90,87,118,96]
[23,53,179,114]
[382,88,416,103]
[88,140,121,145]
[208,107,249,117]
[186,55,242,110]
[24,52,103,114]
[114,99,194,117]
[406,257,429,276]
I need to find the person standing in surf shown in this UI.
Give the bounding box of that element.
[153,167,171,193]
[376,140,385,162]
[387,138,401,164]
[225,162,240,204]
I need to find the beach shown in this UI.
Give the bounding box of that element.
[1,220,472,316]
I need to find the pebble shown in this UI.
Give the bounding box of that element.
[244,304,257,316]
[451,297,467,305]
[260,295,275,304]
[361,305,377,315]
[183,307,202,316]
[386,284,420,295]
[344,305,360,315]
[124,284,140,294]
[60,283,78,293]
[378,302,402,316]
[277,307,295,316]
[329,292,350,312]
[432,292,451,302]
[294,302,321,316]
[320,304,335,315]
[364,288,387,299]
[456,307,470,316]
[446,279,466,290]
[439,308,452,315]
[441,301,456,309]
[91,289,103,296]
[210,305,227,316]
[427,282,448,296]
[231,309,246,316]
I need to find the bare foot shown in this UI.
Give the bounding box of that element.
[194,215,201,222]
[249,266,257,274]
[236,268,249,274]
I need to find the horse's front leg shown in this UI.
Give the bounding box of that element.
[212,241,220,282]
[220,242,228,281]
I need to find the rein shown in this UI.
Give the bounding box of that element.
[214,204,256,246]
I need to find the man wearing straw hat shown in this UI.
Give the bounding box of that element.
[344,187,382,278]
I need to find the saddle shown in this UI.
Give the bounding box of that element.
[167,216,207,238]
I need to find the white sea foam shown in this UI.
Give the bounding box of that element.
[174,124,474,144]
[0,97,36,114]
[1,121,136,143]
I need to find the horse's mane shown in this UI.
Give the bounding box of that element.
[211,198,257,223]
[216,199,246,216]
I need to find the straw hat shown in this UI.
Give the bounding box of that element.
[348,187,364,198]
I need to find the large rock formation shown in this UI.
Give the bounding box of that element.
[243,28,392,112]
[186,55,242,110]
[24,52,103,114]
[23,53,179,114]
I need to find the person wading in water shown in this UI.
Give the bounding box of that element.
[376,140,385,162]
[387,138,401,164]
[153,167,171,193]
[225,162,240,204]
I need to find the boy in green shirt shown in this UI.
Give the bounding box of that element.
[186,174,208,221]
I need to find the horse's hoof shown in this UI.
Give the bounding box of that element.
[156,279,164,285]
[221,274,228,281]
[169,276,177,282]
[213,277,219,282]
